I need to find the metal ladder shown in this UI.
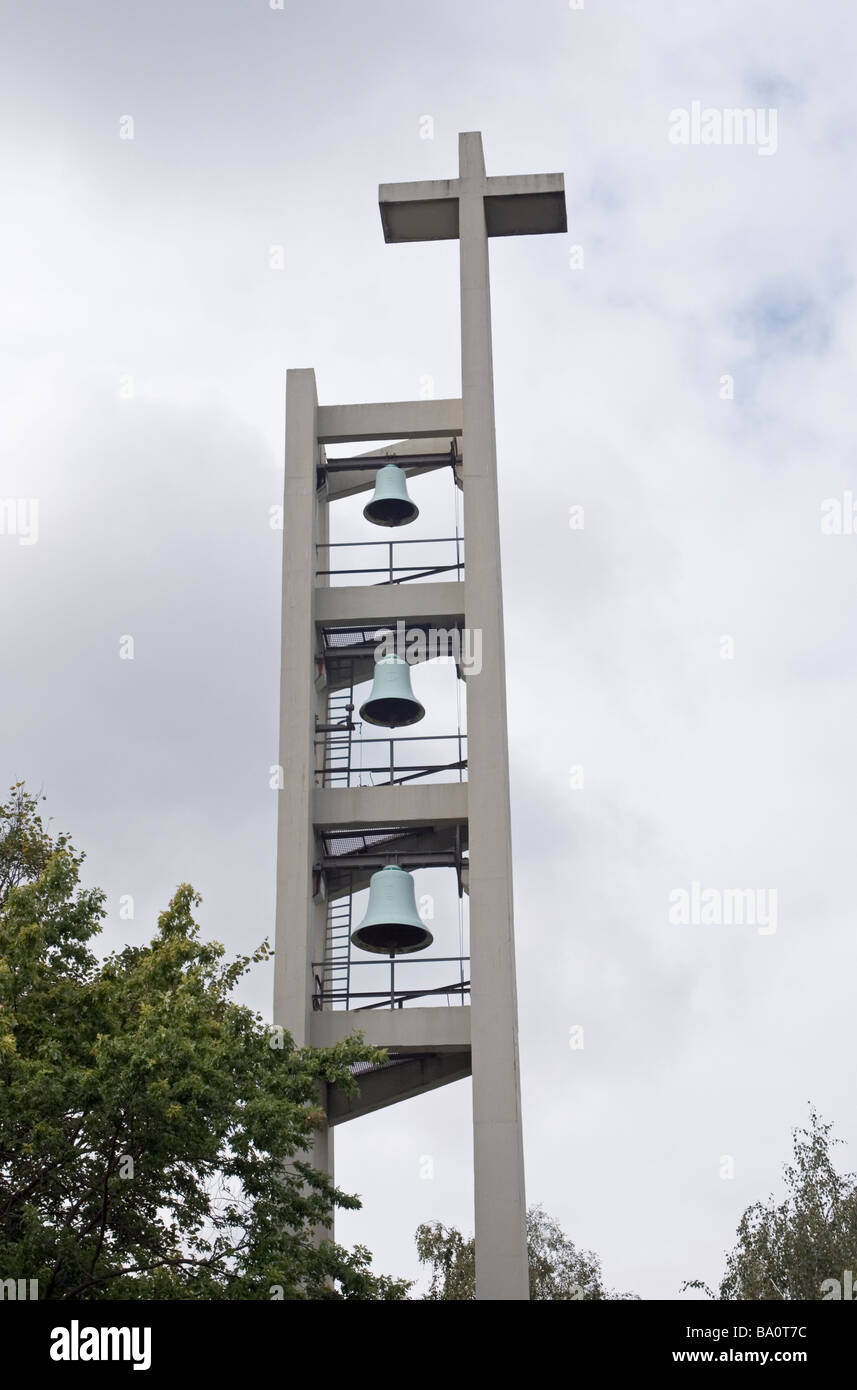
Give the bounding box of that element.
[321,683,355,787]
[322,876,353,1009]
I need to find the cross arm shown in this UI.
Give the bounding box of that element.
[379,178,461,243]
[379,169,566,243]
[483,171,567,237]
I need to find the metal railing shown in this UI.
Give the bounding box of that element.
[316,535,464,585]
[312,954,470,1011]
[317,731,467,788]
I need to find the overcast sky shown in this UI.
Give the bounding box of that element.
[3,0,857,1299]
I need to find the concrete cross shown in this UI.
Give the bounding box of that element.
[378,133,567,1302]
[379,130,566,244]
[379,131,566,484]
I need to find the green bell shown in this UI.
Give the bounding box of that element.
[359,654,425,728]
[351,866,433,955]
[363,463,419,527]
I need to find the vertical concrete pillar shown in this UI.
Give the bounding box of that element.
[274,368,332,1192]
[458,133,529,1301]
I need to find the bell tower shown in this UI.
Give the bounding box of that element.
[274,132,566,1301]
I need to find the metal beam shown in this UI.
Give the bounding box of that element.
[329,1051,472,1124]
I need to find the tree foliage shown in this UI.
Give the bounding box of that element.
[416,1205,636,1300]
[0,784,409,1299]
[685,1109,857,1300]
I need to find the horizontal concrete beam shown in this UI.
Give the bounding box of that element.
[314,781,467,828]
[484,172,567,237]
[379,172,566,242]
[329,1050,472,1124]
[315,581,465,629]
[311,1005,471,1054]
[380,177,460,206]
[381,194,459,243]
[317,399,462,445]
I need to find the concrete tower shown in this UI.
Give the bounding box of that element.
[274,133,566,1301]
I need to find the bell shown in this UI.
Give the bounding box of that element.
[363,463,419,527]
[351,866,433,955]
[359,655,425,728]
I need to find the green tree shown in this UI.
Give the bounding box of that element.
[416,1205,635,1299]
[0,784,409,1299]
[685,1109,857,1300]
